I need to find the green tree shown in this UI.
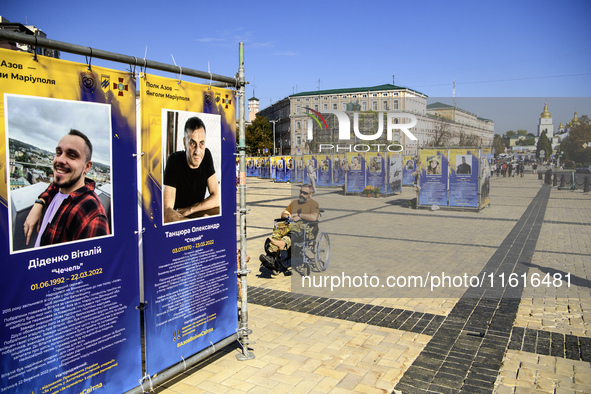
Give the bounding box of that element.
[560,122,591,164]
[244,115,273,156]
[536,131,552,161]
[493,134,505,155]
[505,130,516,137]
[517,129,528,136]
[515,137,535,146]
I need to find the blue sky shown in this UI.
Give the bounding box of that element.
[2,0,590,134]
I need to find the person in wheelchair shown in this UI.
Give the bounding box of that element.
[260,184,319,275]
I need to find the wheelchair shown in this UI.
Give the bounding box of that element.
[264,210,330,277]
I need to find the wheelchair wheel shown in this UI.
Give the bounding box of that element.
[314,232,330,271]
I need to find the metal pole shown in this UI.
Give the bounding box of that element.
[0,30,236,85]
[236,42,254,361]
[270,120,277,156]
[124,333,239,394]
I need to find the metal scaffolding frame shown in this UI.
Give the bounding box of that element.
[0,30,253,392]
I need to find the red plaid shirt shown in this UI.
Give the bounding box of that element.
[38,178,110,246]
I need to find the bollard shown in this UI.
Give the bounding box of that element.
[560,174,566,188]
[585,176,590,193]
[553,174,558,186]
[538,171,542,180]
[545,170,552,185]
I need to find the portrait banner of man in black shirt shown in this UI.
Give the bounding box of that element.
[456,155,472,175]
[163,113,221,223]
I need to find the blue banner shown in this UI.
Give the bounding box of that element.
[366,153,386,193]
[419,149,448,206]
[140,76,237,375]
[386,152,403,195]
[275,157,288,182]
[270,157,277,180]
[346,153,366,193]
[303,155,317,190]
[246,158,255,176]
[332,154,346,187]
[318,155,332,187]
[254,158,261,177]
[0,50,141,394]
[480,149,493,208]
[295,157,304,183]
[261,158,270,179]
[449,149,479,207]
[286,157,294,182]
[402,155,417,185]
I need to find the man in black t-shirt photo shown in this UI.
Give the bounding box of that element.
[163,116,220,223]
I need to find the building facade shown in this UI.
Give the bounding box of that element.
[0,16,60,59]
[258,97,291,155]
[258,84,495,156]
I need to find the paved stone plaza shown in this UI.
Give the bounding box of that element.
[154,173,590,393]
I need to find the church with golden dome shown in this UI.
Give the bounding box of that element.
[538,102,553,138]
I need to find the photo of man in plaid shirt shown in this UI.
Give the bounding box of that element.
[23,129,109,247]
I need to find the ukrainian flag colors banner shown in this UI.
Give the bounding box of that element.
[0,49,141,393]
[254,157,261,177]
[285,156,294,182]
[366,152,385,193]
[246,157,255,176]
[402,155,416,185]
[419,149,448,206]
[346,152,366,193]
[302,154,316,186]
[317,155,332,187]
[139,74,237,375]
[386,152,403,195]
[275,156,288,182]
[332,154,346,187]
[480,148,492,208]
[270,156,277,180]
[449,148,479,208]
[261,157,270,179]
[295,156,304,182]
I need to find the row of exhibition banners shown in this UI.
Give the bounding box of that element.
[1,49,237,393]
[248,148,493,209]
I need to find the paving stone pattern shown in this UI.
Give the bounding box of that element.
[155,175,590,393]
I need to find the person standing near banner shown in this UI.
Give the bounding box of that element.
[163,116,220,223]
[23,129,110,246]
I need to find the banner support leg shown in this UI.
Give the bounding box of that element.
[237,42,255,361]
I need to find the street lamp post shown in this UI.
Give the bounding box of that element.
[269,120,277,156]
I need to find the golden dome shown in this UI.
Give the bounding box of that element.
[573,111,579,124]
[559,122,563,128]
[540,102,551,118]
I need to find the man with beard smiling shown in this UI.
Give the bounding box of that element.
[23,129,109,247]
[163,116,219,223]
[259,184,319,274]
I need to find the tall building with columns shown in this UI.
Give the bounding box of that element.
[538,102,554,138]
